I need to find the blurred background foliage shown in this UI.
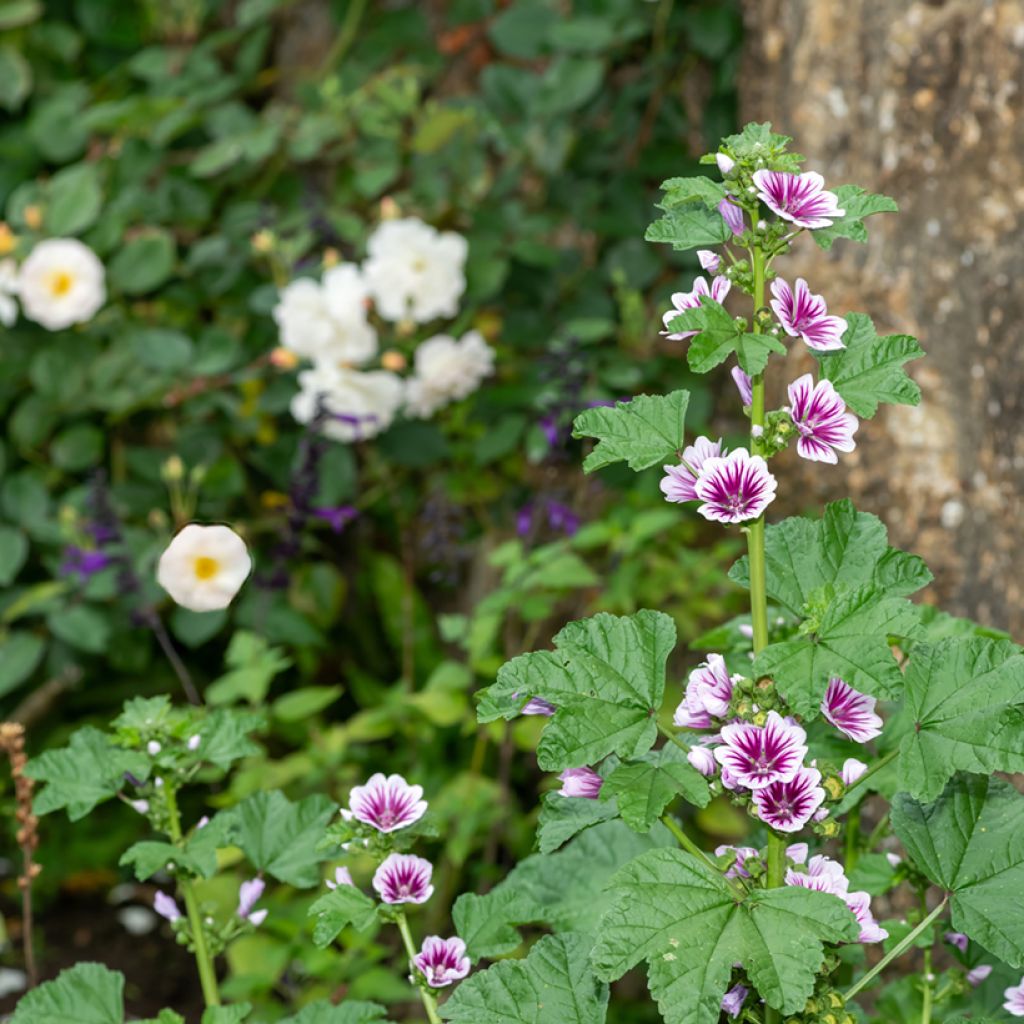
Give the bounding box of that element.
[0,0,746,1016]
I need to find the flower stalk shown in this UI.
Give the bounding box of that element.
[395,911,442,1024]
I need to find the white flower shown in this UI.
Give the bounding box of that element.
[272,263,377,366]
[0,259,18,326]
[291,363,404,442]
[405,330,495,418]
[18,238,105,330]
[157,524,252,612]
[363,217,467,323]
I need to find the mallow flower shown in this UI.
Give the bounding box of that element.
[751,765,826,833]
[770,277,846,352]
[718,197,745,236]
[18,238,106,330]
[714,712,808,790]
[785,854,849,896]
[153,892,181,922]
[731,366,753,407]
[821,678,882,742]
[693,448,778,524]
[786,376,859,464]
[237,878,267,926]
[372,853,434,904]
[347,773,427,833]
[1007,978,1024,1017]
[752,170,845,229]
[660,275,731,340]
[968,965,992,987]
[326,866,354,890]
[660,436,724,505]
[404,330,495,418]
[721,983,748,1018]
[845,891,888,943]
[841,758,868,786]
[413,936,471,988]
[558,766,603,799]
[157,524,252,613]
[673,654,737,728]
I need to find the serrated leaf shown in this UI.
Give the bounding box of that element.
[279,1002,394,1024]
[477,611,675,770]
[667,298,785,376]
[26,727,150,821]
[10,962,124,1024]
[646,202,732,251]
[659,176,727,209]
[202,1008,251,1024]
[225,791,337,887]
[812,185,898,250]
[536,791,619,853]
[897,638,1024,801]
[892,774,1024,967]
[603,745,710,832]
[592,849,858,1024]
[120,841,212,881]
[440,932,608,1024]
[817,313,924,418]
[308,885,379,948]
[196,708,264,771]
[453,888,539,962]
[716,122,802,171]
[572,391,690,472]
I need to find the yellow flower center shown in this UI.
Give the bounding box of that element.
[48,270,74,297]
[193,556,220,580]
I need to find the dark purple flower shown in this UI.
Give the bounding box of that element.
[372,853,434,904]
[751,765,825,833]
[347,773,427,833]
[660,436,724,505]
[312,505,358,533]
[721,983,748,1018]
[558,766,603,799]
[60,546,112,582]
[821,677,882,743]
[546,500,580,536]
[661,275,732,340]
[731,366,753,407]
[718,198,745,236]
[693,449,777,524]
[714,712,807,790]
[414,936,471,988]
[770,277,846,352]
[753,170,845,229]
[787,376,859,464]
[515,504,534,537]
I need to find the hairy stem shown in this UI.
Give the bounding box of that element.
[660,815,746,899]
[395,911,442,1024]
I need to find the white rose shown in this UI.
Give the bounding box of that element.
[157,524,252,612]
[291,364,404,442]
[363,217,467,324]
[18,239,105,330]
[405,330,495,418]
[0,259,18,327]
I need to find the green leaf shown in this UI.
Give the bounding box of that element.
[897,638,1024,801]
[659,176,727,209]
[714,122,802,171]
[196,708,264,771]
[0,1,43,30]
[0,44,32,111]
[667,298,784,375]
[817,313,924,418]
[440,932,608,1024]
[308,885,379,948]
[139,1011,186,1024]
[603,745,710,832]
[453,887,539,962]
[811,185,898,250]
[202,1008,251,1024]
[592,849,858,1024]
[109,229,176,295]
[892,774,1024,967]
[0,630,45,697]
[279,1002,393,1024]
[207,631,291,706]
[478,611,675,770]
[572,390,690,472]
[120,840,215,881]
[10,962,124,1024]
[536,791,618,853]
[44,163,103,236]
[0,525,29,585]
[47,603,111,653]
[646,202,732,251]
[26,727,149,821]
[225,790,336,887]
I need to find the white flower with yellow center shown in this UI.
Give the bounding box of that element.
[405,330,495,418]
[18,238,105,331]
[157,524,252,612]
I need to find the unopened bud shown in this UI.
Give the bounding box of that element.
[380,196,401,220]
[270,346,300,370]
[823,776,844,800]
[161,455,184,483]
[147,740,162,756]
[322,247,340,268]
[251,229,274,253]
[23,205,42,230]
[0,223,15,255]
[380,349,407,372]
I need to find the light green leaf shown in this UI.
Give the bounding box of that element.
[44,163,103,236]
[0,1,43,30]
[138,1010,186,1024]
[0,44,32,111]
[47,603,110,653]
[477,611,675,770]
[195,708,264,771]
[603,745,710,832]
[892,774,1024,967]
[667,298,784,376]
[109,229,176,294]
[897,638,1024,800]
[10,962,124,1024]
[645,202,732,251]
[572,390,690,472]
[0,630,44,697]
[279,1002,394,1024]
[817,313,924,418]
[27,727,150,821]
[120,840,215,881]
[202,1008,251,1024]
[811,185,898,250]
[712,122,802,172]
[592,849,858,1024]
[440,932,608,1024]
[308,885,379,948]
[536,791,618,853]
[226,790,336,887]
[659,176,727,209]
[207,631,291,706]
[453,888,538,962]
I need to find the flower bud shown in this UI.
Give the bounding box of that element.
[823,775,844,800]
[322,247,340,268]
[23,205,42,230]
[380,196,401,220]
[161,455,184,483]
[0,223,15,256]
[269,346,300,370]
[147,740,162,756]
[380,349,407,372]
[250,229,274,253]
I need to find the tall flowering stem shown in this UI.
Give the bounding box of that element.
[394,911,442,1024]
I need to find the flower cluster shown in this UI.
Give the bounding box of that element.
[273,215,494,442]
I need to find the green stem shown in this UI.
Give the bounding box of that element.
[842,896,948,1004]
[658,721,695,756]
[165,786,221,1008]
[660,815,746,899]
[845,802,862,873]
[395,911,442,1024]
[319,0,368,76]
[919,890,934,1024]
[845,748,898,794]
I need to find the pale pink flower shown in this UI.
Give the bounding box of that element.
[1006,978,1024,1016]
[154,892,181,922]
[718,198,745,236]
[786,854,849,896]
[687,745,718,777]
[715,845,761,880]
[968,965,992,987]
[326,867,354,890]
[697,250,721,273]
[753,170,845,229]
[715,153,735,175]
[559,766,603,799]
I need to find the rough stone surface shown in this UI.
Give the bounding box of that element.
[741,0,1024,635]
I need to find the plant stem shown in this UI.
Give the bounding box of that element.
[660,815,746,899]
[165,785,221,1007]
[395,911,442,1024]
[842,896,948,1003]
[658,721,694,755]
[319,0,368,77]
[845,748,898,794]
[845,802,862,873]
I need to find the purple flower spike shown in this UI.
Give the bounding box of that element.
[693,448,777,524]
[770,277,846,352]
[559,766,603,799]
[1006,978,1024,1016]
[968,964,993,987]
[786,854,849,896]
[661,275,732,340]
[752,765,826,833]
[687,744,717,777]
[413,936,471,989]
[660,436,724,505]
[787,376,859,464]
[348,773,427,833]
[721,983,748,1019]
[841,758,868,786]
[60,546,112,582]
[237,878,265,921]
[521,696,556,717]
[714,711,807,790]
[697,250,720,273]
[326,866,354,890]
[731,366,753,407]
[718,197,745,236]
[546,500,580,536]
[372,853,434,904]
[945,931,969,954]
[154,892,181,922]
[313,505,358,533]
[821,678,882,742]
[845,891,888,943]
[752,170,845,229]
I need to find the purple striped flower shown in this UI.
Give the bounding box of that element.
[697,250,720,273]
[348,774,427,833]
[770,277,846,352]
[372,853,434,905]
[731,366,753,407]
[968,965,993,987]
[674,654,737,728]
[414,936,471,988]
[945,931,969,953]
[153,892,181,922]
[787,842,809,864]
[821,678,882,743]
[1006,978,1024,1016]
[693,448,777,524]
[687,744,717,777]
[718,198,745,236]
[787,375,859,464]
[661,275,732,340]
[752,170,845,229]
[521,696,556,717]
[237,878,267,926]
[559,766,603,799]
[326,866,354,890]
[715,845,760,880]
[721,983,748,1018]
[661,436,724,505]
[752,765,825,833]
[714,711,807,790]
[845,891,888,943]
[786,854,849,896]
[842,758,868,786]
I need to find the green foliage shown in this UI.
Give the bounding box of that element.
[667,299,785,375]
[536,791,619,853]
[572,391,690,472]
[9,962,126,1024]
[279,1003,394,1024]
[308,885,379,948]
[645,202,733,251]
[811,186,898,250]
[602,745,710,833]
